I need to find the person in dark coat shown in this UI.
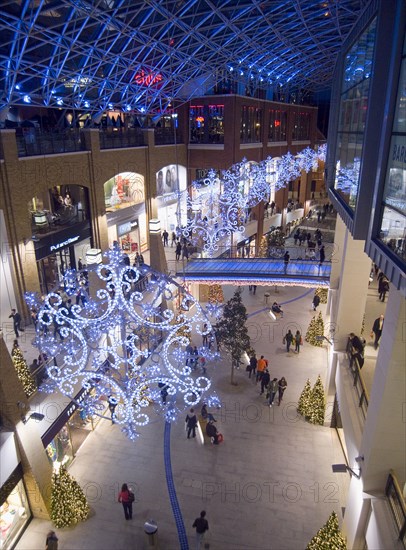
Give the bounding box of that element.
[175,241,182,261]
[312,294,320,311]
[45,530,58,550]
[349,333,365,369]
[283,251,290,273]
[185,408,198,439]
[319,245,325,267]
[192,510,209,550]
[371,315,384,349]
[260,369,271,395]
[9,309,24,338]
[248,354,257,379]
[284,329,294,352]
[378,276,389,302]
[206,420,219,444]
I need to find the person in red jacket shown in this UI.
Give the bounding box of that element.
[118,483,133,520]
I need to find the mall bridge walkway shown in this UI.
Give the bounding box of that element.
[176,257,331,287]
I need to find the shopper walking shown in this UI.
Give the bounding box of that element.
[278,377,288,405]
[192,510,209,550]
[45,530,58,550]
[283,251,290,273]
[318,245,325,268]
[312,294,320,311]
[9,309,24,338]
[248,353,257,379]
[283,329,294,352]
[118,483,134,520]
[268,378,278,407]
[294,330,302,353]
[260,369,270,395]
[171,231,177,247]
[162,229,169,246]
[185,408,198,439]
[371,314,384,350]
[256,355,267,383]
[175,241,182,261]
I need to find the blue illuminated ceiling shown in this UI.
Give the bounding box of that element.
[0,0,368,114]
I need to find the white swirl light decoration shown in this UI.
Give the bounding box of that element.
[184,169,245,257]
[25,247,218,441]
[335,158,361,194]
[222,158,270,210]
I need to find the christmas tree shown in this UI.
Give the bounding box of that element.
[297,379,312,418]
[305,312,324,347]
[309,375,326,426]
[216,289,250,385]
[306,511,347,549]
[51,466,90,528]
[315,287,328,304]
[11,347,37,397]
[258,236,268,257]
[208,284,224,304]
[360,313,365,337]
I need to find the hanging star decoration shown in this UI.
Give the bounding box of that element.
[25,247,218,441]
[184,169,245,257]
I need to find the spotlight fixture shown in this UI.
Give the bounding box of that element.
[332,464,361,479]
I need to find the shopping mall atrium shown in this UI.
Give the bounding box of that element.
[0,1,405,549]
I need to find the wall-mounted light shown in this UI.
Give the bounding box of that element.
[332,464,361,479]
[86,248,102,265]
[149,219,161,234]
[34,212,47,226]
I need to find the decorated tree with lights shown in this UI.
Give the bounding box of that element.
[208,284,224,304]
[314,287,328,304]
[306,511,347,549]
[308,375,326,426]
[51,466,90,528]
[11,347,37,397]
[216,289,250,385]
[305,312,324,347]
[258,235,268,257]
[297,379,312,418]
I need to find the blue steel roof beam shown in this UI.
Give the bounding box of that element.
[3,0,45,105]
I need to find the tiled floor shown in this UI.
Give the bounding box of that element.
[16,282,352,550]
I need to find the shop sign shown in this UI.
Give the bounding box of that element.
[117,220,138,237]
[50,235,80,252]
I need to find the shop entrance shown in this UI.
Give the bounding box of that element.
[38,247,75,294]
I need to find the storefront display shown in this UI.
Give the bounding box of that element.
[35,224,92,294]
[156,165,187,232]
[107,204,147,253]
[0,458,31,550]
[104,172,145,213]
[42,388,106,471]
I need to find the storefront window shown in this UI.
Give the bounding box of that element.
[378,37,406,262]
[46,425,73,469]
[156,165,187,233]
[104,172,145,212]
[0,480,30,549]
[334,18,377,210]
[240,106,262,143]
[189,104,224,144]
[292,111,310,141]
[30,185,89,237]
[268,109,287,142]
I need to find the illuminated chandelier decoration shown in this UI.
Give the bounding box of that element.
[184,145,328,257]
[25,247,218,441]
[335,158,361,195]
[184,169,245,257]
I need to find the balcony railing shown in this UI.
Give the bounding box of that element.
[346,337,369,419]
[385,470,406,545]
[154,127,183,145]
[99,127,145,149]
[16,128,86,157]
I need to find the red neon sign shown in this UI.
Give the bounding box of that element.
[134,70,163,87]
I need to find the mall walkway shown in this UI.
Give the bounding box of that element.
[16,283,351,550]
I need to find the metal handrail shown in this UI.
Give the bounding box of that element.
[346,337,369,418]
[385,470,406,545]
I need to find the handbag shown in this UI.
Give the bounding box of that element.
[128,491,135,503]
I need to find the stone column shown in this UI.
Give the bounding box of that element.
[0,334,52,518]
[331,224,371,350]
